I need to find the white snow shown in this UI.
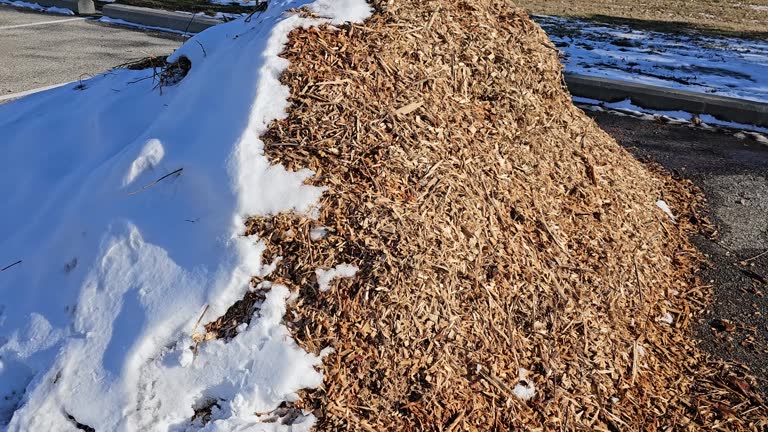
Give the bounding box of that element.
[656,200,676,223]
[658,312,675,325]
[573,96,768,136]
[0,0,370,431]
[534,15,768,103]
[513,368,536,401]
[315,264,359,292]
[0,0,74,14]
[310,226,329,241]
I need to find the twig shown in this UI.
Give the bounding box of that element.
[128,168,183,195]
[712,239,738,256]
[244,7,266,23]
[190,304,210,358]
[183,14,196,38]
[743,248,768,263]
[194,40,207,57]
[740,268,768,284]
[127,74,158,85]
[1,260,21,272]
[192,304,210,334]
[631,340,639,385]
[633,250,643,307]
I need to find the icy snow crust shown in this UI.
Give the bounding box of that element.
[0,1,370,430]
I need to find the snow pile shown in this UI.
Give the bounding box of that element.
[0,1,369,431]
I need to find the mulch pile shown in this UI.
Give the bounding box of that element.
[207,0,768,429]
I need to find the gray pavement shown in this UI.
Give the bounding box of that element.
[0,5,184,99]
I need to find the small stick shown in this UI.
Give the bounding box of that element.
[0,260,21,272]
[712,239,738,256]
[194,40,207,57]
[743,249,768,263]
[128,168,183,196]
[193,304,209,330]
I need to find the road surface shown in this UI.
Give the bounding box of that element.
[0,5,183,101]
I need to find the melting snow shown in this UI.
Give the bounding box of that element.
[659,312,675,325]
[310,226,330,241]
[315,264,359,292]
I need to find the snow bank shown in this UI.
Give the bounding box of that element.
[0,1,370,430]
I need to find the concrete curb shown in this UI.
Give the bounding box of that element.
[34,0,95,14]
[565,73,768,128]
[102,4,221,33]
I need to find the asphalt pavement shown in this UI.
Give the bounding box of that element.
[0,5,183,101]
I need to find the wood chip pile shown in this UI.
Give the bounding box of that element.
[213,0,768,429]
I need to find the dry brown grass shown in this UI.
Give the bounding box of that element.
[199,0,768,429]
[516,0,768,37]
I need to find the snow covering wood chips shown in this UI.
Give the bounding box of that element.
[0,1,369,431]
